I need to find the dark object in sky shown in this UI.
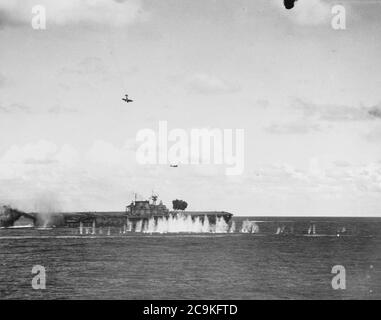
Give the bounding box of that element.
[122,94,133,103]
[172,199,188,211]
[284,0,298,10]
[170,164,178,168]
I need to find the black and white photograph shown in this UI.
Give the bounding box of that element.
[0,0,380,305]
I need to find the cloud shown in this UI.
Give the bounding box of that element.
[264,98,381,136]
[0,102,76,115]
[1,140,381,215]
[1,141,60,165]
[59,57,113,90]
[265,121,321,134]
[0,139,241,212]
[365,126,381,142]
[248,160,381,197]
[272,0,332,26]
[0,0,146,28]
[62,57,108,76]
[48,105,78,114]
[256,99,270,109]
[0,139,144,211]
[0,9,23,28]
[187,73,240,95]
[0,103,32,114]
[293,98,381,122]
[0,73,7,87]
[368,105,381,119]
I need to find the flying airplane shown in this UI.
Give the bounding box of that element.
[122,94,133,103]
[170,164,178,168]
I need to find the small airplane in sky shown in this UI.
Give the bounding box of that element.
[122,94,133,103]
[170,164,178,168]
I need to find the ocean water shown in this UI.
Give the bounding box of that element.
[0,217,380,300]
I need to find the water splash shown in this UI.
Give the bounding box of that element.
[241,220,259,233]
[230,221,236,233]
[76,217,264,235]
[126,219,132,232]
[129,214,232,234]
[135,220,143,233]
[215,216,229,233]
[276,225,286,235]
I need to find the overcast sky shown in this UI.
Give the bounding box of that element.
[1,0,381,216]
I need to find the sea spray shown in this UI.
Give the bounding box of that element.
[202,215,210,233]
[135,220,143,233]
[147,217,156,233]
[139,214,231,234]
[230,221,236,233]
[126,220,132,232]
[215,216,229,233]
[241,220,259,233]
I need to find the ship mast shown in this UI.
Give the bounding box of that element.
[151,191,158,205]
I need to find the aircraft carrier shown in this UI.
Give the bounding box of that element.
[63,195,233,229]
